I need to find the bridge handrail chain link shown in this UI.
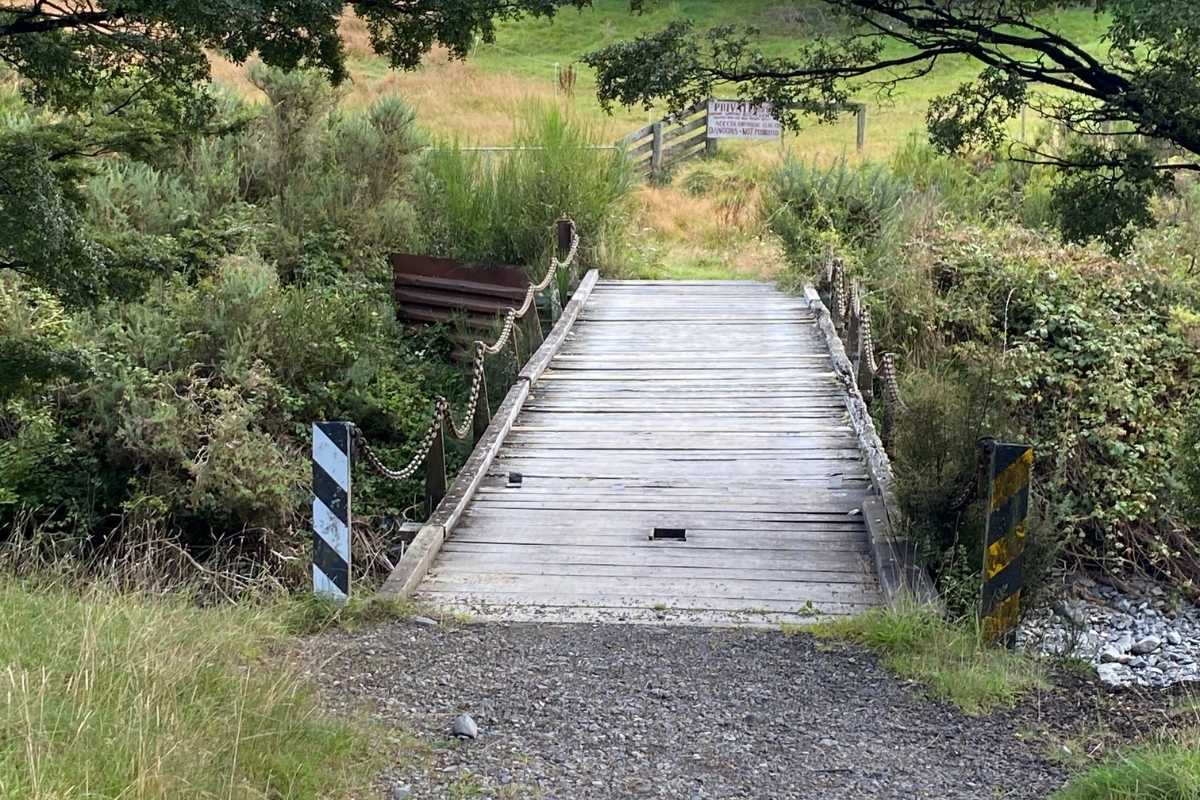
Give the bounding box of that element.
[822,256,906,414]
[353,223,580,482]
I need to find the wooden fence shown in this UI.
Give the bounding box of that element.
[616,100,713,179]
[615,99,868,180]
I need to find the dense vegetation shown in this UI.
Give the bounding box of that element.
[0,67,633,591]
[762,136,1200,607]
[0,4,1194,800]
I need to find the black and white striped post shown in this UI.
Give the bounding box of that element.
[312,421,352,601]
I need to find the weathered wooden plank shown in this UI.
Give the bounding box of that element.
[417,585,878,609]
[448,531,871,552]
[439,541,873,569]
[424,572,882,603]
[408,277,894,623]
[412,594,873,623]
[432,558,874,583]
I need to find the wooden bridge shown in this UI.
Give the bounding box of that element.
[379,270,930,626]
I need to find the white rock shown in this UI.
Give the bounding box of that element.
[1097,663,1130,685]
[452,712,479,739]
[1100,647,1132,665]
[1131,636,1161,655]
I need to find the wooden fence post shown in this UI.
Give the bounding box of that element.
[650,121,664,179]
[523,304,545,352]
[704,100,718,157]
[424,421,447,517]
[556,218,574,261]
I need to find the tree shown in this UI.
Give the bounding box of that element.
[583,1,1200,249]
[0,0,591,300]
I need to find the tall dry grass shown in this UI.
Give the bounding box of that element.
[0,581,377,799]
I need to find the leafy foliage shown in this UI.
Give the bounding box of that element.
[583,0,1200,247]
[765,146,1200,596]
[0,61,633,589]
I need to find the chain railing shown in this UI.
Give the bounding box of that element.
[820,256,907,436]
[351,219,580,515]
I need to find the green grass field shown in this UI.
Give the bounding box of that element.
[442,0,1108,157]
[208,2,1116,282]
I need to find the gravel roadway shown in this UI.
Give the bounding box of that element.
[306,621,1065,800]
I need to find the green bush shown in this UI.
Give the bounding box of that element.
[0,256,460,582]
[0,75,629,591]
[237,66,424,278]
[765,157,909,276]
[767,150,1200,595]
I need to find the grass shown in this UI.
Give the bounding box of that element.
[1053,734,1200,800]
[244,2,1106,154]
[207,2,1113,281]
[809,605,1046,715]
[0,582,383,799]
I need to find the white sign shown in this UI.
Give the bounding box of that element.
[706,99,782,140]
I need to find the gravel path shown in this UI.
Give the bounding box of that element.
[306,621,1065,799]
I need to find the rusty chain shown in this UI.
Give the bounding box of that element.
[354,224,581,482]
[823,256,905,413]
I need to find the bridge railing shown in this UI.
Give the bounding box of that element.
[819,256,907,440]
[310,219,582,600]
[808,257,937,606]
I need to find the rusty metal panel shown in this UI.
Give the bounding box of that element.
[390,252,531,333]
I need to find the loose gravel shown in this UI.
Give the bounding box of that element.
[1018,577,1200,689]
[305,621,1065,799]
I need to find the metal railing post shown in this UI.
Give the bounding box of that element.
[312,421,353,601]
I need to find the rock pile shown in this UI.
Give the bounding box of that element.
[1017,578,1198,688]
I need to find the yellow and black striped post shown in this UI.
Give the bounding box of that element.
[981,441,1033,644]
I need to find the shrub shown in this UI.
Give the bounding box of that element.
[767,149,1200,596]
[231,66,424,278]
[0,254,461,586]
[765,157,909,276]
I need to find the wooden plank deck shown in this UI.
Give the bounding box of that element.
[414,280,883,625]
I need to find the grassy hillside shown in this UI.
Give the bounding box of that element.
[205,3,1115,282]
[210,2,1111,158]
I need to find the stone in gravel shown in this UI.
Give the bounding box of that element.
[1099,647,1130,665]
[1130,636,1161,655]
[1097,663,1131,685]
[412,616,438,627]
[390,784,412,800]
[452,712,479,739]
[1167,630,1183,646]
